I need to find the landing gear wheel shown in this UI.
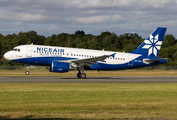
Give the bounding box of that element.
[25,71,29,75]
[80,73,86,78]
[77,73,86,78]
[77,73,80,78]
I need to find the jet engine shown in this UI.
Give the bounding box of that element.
[49,61,70,73]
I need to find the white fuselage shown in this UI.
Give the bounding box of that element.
[4,44,141,66]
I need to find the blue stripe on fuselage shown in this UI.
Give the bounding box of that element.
[11,56,167,70]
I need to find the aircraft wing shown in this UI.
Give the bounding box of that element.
[58,53,116,67]
[60,53,116,67]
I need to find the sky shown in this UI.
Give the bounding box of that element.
[0,0,177,38]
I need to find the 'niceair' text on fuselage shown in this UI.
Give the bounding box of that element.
[37,47,65,53]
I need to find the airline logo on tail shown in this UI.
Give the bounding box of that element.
[131,27,166,57]
[142,34,162,56]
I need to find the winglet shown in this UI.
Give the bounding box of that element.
[110,53,116,59]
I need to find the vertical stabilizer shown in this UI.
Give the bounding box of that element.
[131,27,167,57]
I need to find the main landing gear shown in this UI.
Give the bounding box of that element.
[77,72,86,78]
[77,67,86,78]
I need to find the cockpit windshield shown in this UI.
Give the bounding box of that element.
[12,48,20,52]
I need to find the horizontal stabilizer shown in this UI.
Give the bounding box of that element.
[143,58,167,64]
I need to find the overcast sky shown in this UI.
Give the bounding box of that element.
[0,0,177,38]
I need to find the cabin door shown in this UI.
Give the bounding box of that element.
[26,46,32,57]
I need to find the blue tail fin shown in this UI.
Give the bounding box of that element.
[131,27,167,57]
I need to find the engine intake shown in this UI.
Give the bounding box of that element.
[50,61,70,73]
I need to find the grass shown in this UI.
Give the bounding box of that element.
[1,68,177,77]
[0,83,177,119]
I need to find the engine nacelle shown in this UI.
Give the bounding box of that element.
[49,61,70,73]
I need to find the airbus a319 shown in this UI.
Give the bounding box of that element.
[4,27,167,78]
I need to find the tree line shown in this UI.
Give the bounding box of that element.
[0,30,177,66]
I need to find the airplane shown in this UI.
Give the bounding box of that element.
[4,27,167,78]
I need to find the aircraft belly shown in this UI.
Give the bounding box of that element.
[12,57,50,65]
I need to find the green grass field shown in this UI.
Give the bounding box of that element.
[0,83,177,119]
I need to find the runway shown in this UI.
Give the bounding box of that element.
[0,76,177,83]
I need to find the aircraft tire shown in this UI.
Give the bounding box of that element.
[80,73,86,78]
[77,73,86,78]
[25,71,29,75]
[77,73,80,78]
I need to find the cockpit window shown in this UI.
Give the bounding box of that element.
[12,48,20,52]
[12,49,17,51]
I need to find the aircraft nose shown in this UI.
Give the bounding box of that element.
[4,52,11,60]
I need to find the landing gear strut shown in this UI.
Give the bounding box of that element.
[77,67,86,78]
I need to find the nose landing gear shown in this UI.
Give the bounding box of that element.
[25,71,29,75]
[25,64,30,75]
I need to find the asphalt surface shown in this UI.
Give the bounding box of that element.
[0,76,177,83]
